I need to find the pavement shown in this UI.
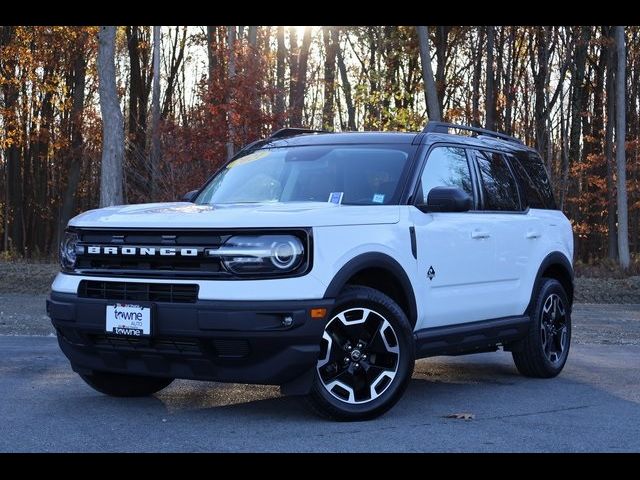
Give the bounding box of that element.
[0,294,639,452]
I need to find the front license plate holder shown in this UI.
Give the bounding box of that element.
[105,303,153,337]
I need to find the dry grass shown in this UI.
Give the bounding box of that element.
[0,260,60,294]
[574,257,640,279]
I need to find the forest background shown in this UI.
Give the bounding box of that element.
[1,25,638,274]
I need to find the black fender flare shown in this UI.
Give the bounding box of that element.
[323,252,417,325]
[526,251,574,314]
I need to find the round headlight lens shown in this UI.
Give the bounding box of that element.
[59,232,79,270]
[271,240,298,269]
[216,234,305,274]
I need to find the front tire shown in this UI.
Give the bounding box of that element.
[306,286,415,421]
[79,371,174,397]
[512,278,571,378]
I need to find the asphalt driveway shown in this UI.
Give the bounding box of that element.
[0,334,638,452]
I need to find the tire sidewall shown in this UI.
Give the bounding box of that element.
[311,287,415,418]
[532,278,572,373]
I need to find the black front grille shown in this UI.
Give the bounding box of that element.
[89,334,201,354]
[74,229,231,277]
[87,334,251,358]
[79,280,199,303]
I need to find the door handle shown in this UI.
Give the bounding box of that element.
[526,230,541,239]
[471,229,491,239]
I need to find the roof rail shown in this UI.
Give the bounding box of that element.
[231,128,328,160]
[423,121,522,144]
[269,127,329,140]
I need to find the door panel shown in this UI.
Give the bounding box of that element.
[411,209,498,327]
[469,150,540,317]
[412,146,500,328]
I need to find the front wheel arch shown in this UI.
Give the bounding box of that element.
[323,253,418,328]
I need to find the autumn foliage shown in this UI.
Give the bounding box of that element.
[1,26,640,267]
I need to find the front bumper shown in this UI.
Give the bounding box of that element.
[47,292,334,395]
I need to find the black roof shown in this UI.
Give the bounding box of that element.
[268,131,418,147]
[261,129,534,156]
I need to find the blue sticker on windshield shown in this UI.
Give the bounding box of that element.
[328,192,344,205]
[372,193,385,204]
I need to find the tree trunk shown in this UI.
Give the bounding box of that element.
[274,26,286,129]
[58,31,88,245]
[150,26,161,200]
[226,26,236,159]
[563,27,590,210]
[98,26,125,207]
[322,26,337,130]
[1,26,24,253]
[416,26,441,122]
[605,29,618,260]
[125,26,152,201]
[434,26,449,115]
[336,30,356,131]
[162,26,187,119]
[288,27,299,126]
[247,26,258,47]
[365,27,379,129]
[615,26,631,269]
[206,26,217,94]
[471,27,484,127]
[485,25,496,130]
[290,27,312,127]
[533,26,549,156]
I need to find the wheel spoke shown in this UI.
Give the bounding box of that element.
[317,306,400,405]
[540,293,568,365]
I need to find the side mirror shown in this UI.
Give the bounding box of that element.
[417,186,472,213]
[182,190,198,203]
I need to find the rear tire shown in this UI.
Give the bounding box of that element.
[306,285,415,421]
[79,371,174,397]
[512,278,571,378]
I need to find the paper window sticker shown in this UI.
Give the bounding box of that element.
[328,192,344,204]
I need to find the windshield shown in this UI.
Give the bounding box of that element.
[196,145,412,205]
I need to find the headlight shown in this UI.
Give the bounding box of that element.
[210,234,305,275]
[59,231,80,271]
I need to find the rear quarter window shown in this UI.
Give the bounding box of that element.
[474,150,522,211]
[510,152,557,210]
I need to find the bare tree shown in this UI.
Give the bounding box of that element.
[162,26,187,119]
[98,26,124,207]
[248,26,258,47]
[0,26,23,252]
[615,26,631,269]
[471,27,485,127]
[336,29,356,130]
[274,26,286,129]
[150,26,161,200]
[416,26,441,121]
[485,25,496,130]
[605,28,618,260]
[58,30,88,244]
[206,26,217,93]
[322,26,337,130]
[290,27,312,127]
[226,26,236,159]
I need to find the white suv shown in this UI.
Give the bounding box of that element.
[48,122,574,421]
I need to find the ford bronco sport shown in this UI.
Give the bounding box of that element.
[48,122,574,421]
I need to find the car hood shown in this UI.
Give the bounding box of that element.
[68,202,400,228]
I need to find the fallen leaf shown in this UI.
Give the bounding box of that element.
[445,412,475,420]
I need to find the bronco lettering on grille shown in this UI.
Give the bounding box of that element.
[85,246,200,256]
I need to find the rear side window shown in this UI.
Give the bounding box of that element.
[511,152,557,209]
[474,150,521,211]
[419,146,473,203]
